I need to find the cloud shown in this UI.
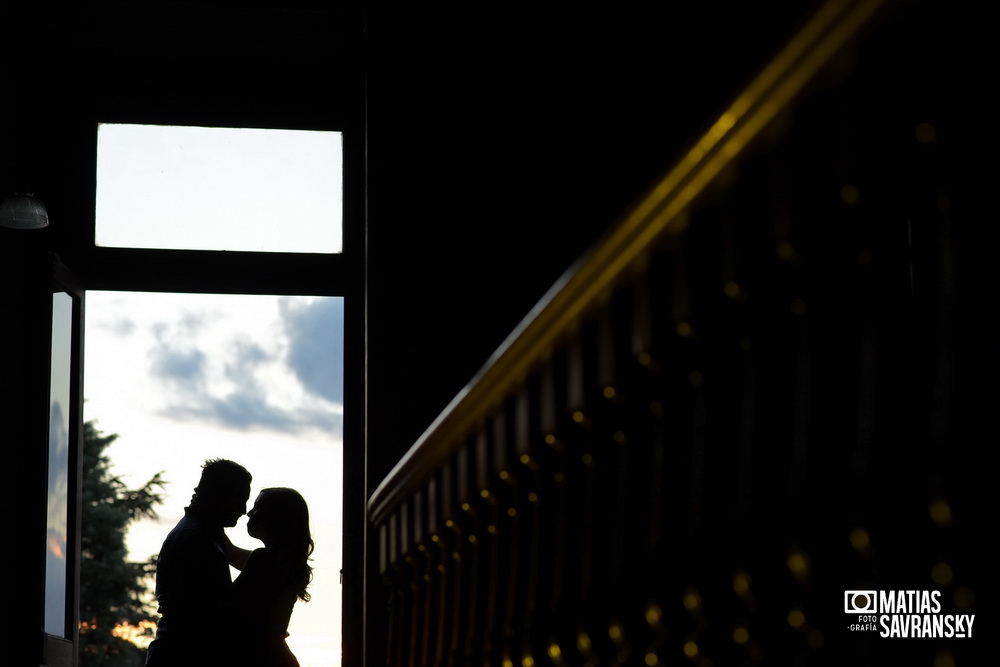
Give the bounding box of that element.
[147,299,343,435]
[149,322,208,392]
[280,297,344,406]
[100,316,136,336]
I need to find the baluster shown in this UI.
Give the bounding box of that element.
[453,440,485,665]
[394,500,420,667]
[433,461,456,667]
[510,382,552,666]
[537,349,597,664]
[490,406,522,666]
[410,490,431,667]
[422,474,447,667]
[382,514,405,667]
[472,429,502,666]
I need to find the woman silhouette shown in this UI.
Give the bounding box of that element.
[228,487,313,667]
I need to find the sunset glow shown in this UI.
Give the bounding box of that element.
[48,535,65,561]
[111,620,157,649]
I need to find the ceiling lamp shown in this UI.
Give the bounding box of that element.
[0,193,49,229]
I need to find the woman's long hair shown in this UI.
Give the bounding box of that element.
[257,487,314,601]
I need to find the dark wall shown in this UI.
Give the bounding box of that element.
[364,1,816,483]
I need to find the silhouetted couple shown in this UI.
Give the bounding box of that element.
[144,459,313,667]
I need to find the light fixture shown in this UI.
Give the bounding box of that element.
[0,192,49,229]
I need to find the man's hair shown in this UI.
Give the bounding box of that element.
[193,458,251,503]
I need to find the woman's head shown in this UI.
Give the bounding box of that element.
[247,487,312,551]
[246,487,314,600]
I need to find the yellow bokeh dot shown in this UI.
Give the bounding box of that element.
[683,641,699,658]
[915,122,937,144]
[954,586,975,610]
[603,386,617,399]
[724,281,741,298]
[733,626,749,644]
[732,570,751,595]
[776,241,796,261]
[840,184,861,205]
[929,497,953,527]
[934,650,955,667]
[787,609,805,628]
[932,562,953,585]
[645,653,659,667]
[787,550,809,576]
[676,321,693,338]
[683,590,701,610]
[547,643,562,661]
[645,603,662,626]
[850,528,870,551]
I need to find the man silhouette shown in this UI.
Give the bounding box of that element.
[145,458,252,667]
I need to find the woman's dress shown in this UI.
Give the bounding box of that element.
[231,548,301,667]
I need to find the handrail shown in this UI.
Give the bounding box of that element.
[368,0,891,525]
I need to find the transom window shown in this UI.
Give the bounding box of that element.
[95,123,343,254]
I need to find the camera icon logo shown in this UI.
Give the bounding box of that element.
[844,590,878,613]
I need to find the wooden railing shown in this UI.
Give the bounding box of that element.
[368,0,980,664]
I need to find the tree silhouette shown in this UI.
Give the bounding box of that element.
[80,420,165,666]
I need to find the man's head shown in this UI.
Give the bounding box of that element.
[190,458,252,527]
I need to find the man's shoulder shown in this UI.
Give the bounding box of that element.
[162,515,224,552]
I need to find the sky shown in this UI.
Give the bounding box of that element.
[84,123,345,667]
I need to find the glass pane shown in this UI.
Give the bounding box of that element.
[84,291,343,665]
[96,124,343,253]
[45,291,73,637]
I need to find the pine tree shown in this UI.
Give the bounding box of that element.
[80,420,166,667]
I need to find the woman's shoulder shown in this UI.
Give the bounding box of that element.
[245,548,297,575]
[246,547,282,566]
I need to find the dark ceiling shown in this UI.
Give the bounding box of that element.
[3,0,822,480]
